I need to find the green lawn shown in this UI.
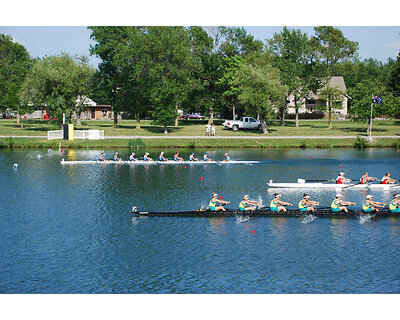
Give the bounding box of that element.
[1,118,400,137]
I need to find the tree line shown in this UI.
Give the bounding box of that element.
[0,27,399,133]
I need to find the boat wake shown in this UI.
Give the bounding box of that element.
[235,215,250,223]
[302,214,317,224]
[131,216,139,226]
[359,214,373,224]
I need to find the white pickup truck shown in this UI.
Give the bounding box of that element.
[223,117,262,131]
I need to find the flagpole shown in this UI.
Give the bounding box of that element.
[369,95,374,141]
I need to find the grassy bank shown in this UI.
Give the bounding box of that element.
[1,136,400,149]
[1,118,400,137]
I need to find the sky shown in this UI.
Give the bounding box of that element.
[1,26,399,69]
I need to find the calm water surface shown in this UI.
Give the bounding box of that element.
[1,148,400,293]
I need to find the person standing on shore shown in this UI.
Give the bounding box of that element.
[211,123,216,136]
[205,123,211,136]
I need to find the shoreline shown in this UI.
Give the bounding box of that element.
[1,136,399,149]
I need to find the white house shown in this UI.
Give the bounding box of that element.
[286,76,351,116]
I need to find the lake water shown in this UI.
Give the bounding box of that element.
[1,148,400,293]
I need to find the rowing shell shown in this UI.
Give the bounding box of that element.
[61,159,259,165]
[267,182,400,190]
[132,208,399,218]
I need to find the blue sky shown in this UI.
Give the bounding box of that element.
[1,26,399,69]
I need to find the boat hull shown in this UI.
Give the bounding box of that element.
[267,183,399,190]
[61,159,259,165]
[133,208,398,218]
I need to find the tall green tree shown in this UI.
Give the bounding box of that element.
[145,27,194,133]
[235,58,288,134]
[267,27,320,127]
[314,26,358,128]
[387,52,400,97]
[348,79,400,132]
[19,54,94,127]
[0,34,32,125]
[88,26,131,126]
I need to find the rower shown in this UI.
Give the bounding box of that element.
[129,152,137,161]
[362,195,385,213]
[143,152,153,161]
[336,172,351,184]
[331,194,355,213]
[159,152,168,161]
[100,152,107,162]
[209,192,230,212]
[203,152,212,161]
[189,152,198,161]
[381,172,398,184]
[174,151,183,162]
[239,195,261,212]
[360,172,377,184]
[389,193,400,213]
[114,152,121,162]
[224,153,231,162]
[298,193,320,213]
[270,193,292,213]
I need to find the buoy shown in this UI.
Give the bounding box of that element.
[48,149,52,153]
[286,150,288,152]
[13,163,18,169]
[251,230,256,234]
[37,155,41,160]
[184,166,187,168]
[340,165,343,168]
[220,196,223,200]
[309,156,312,159]
[200,177,204,181]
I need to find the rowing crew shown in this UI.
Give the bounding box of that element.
[208,192,400,214]
[336,172,398,184]
[99,152,232,162]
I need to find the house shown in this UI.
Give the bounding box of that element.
[286,76,350,116]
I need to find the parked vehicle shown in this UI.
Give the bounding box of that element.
[181,113,205,120]
[223,117,263,131]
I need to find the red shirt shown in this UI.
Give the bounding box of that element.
[336,177,345,184]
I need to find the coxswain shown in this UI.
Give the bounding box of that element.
[159,152,168,161]
[336,172,351,184]
[203,152,212,161]
[389,194,400,213]
[100,152,107,162]
[143,152,153,161]
[270,193,292,213]
[381,172,398,184]
[129,152,137,161]
[113,152,122,162]
[224,153,231,162]
[189,152,198,161]
[239,195,261,212]
[331,194,355,213]
[298,193,320,213]
[362,195,385,213]
[209,192,230,212]
[360,172,377,184]
[174,151,184,162]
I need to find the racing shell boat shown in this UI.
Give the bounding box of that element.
[131,207,399,218]
[267,179,400,190]
[61,159,259,165]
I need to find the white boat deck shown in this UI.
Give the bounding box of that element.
[60,159,259,165]
[267,181,400,190]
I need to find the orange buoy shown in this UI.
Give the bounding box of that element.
[251,230,256,234]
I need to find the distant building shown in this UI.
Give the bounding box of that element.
[286,76,351,117]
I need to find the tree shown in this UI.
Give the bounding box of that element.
[72,56,96,126]
[0,34,32,126]
[20,54,94,127]
[388,52,400,97]
[313,26,359,128]
[235,58,288,134]
[267,27,320,127]
[89,26,131,126]
[348,79,400,132]
[145,27,194,134]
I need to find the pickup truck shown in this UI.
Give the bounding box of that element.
[223,117,262,131]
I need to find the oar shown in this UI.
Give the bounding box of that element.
[341,182,364,190]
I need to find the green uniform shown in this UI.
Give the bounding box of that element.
[270,200,279,212]
[389,199,400,213]
[298,200,308,212]
[209,199,217,211]
[362,200,373,213]
[331,199,340,213]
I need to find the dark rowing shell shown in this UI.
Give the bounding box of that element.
[133,208,398,218]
